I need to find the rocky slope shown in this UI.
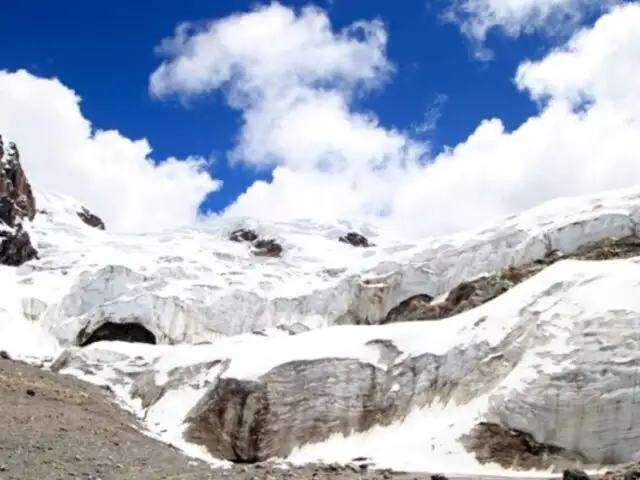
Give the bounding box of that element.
[0,134,38,266]
[4,135,640,476]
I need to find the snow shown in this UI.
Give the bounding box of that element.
[288,396,492,474]
[3,183,640,475]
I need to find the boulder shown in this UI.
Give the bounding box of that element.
[229,228,259,243]
[338,231,374,248]
[229,228,284,258]
[252,238,283,257]
[77,206,106,230]
[563,469,591,480]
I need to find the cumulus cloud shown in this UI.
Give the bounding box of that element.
[149,1,640,239]
[150,3,425,223]
[0,70,221,233]
[150,3,405,175]
[443,0,624,59]
[150,3,390,101]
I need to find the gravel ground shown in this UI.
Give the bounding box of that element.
[0,354,572,480]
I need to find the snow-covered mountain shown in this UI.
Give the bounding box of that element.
[3,135,640,476]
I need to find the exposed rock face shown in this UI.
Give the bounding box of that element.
[461,422,588,472]
[339,232,374,248]
[383,294,434,324]
[0,136,36,223]
[253,238,283,257]
[383,235,640,324]
[229,228,259,243]
[77,206,105,230]
[229,228,284,258]
[0,135,38,266]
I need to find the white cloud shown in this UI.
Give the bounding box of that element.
[150,3,390,102]
[0,70,221,233]
[443,0,624,59]
[150,3,426,224]
[150,3,402,174]
[149,1,640,239]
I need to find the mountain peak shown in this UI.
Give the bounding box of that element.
[0,134,36,224]
[0,135,38,266]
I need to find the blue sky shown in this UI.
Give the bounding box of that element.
[1,1,639,236]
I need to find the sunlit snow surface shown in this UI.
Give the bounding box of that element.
[2,185,640,475]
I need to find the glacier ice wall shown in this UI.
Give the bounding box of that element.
[11,185,640,346]
[52,256,640,465]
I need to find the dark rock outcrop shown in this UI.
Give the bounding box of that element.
[383,294,434,324]
[253,238,283,257]
[0,135,38,266]
[77,207,106,230]
[229,228,284,258]
[230,228,259,243]
[0,228,38,267]
[339,231,374,248]
[78,321,157,347]
[563,469,591,480]
[461,422,588,472]
[383,235,640,324]
[0,136,36,223]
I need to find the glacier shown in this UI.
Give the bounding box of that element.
[3,179,640,475]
